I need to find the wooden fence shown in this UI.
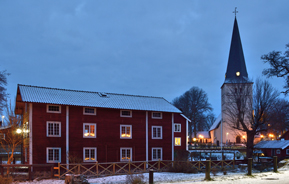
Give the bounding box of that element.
[54,159,236,179]
[0,164,54,180]
[0,160,237,180]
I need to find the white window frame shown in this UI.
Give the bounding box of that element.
[120,110,132,117]
[46,147,61,163]
[83,147,97,162]
[152,112,162,119]
[175,137,181,146]
[120,125,132,139]
[0,133,5,140]
[46,121,61,137]
[152,147,162,161]
[120,147,132,162]
[174,124,181,132]
[152,126,162,139]
[276,149,281,154]
[286,149,289,155]
[83,123,97,138]
[46,104,61,113]
[83,107,96,115]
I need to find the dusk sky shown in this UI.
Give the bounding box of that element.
[1,1,289,116]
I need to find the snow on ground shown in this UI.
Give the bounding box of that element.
[15,163,289,184]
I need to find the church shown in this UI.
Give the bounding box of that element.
[209,15,253,146]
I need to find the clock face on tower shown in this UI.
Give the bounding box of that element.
[236,71,240,76]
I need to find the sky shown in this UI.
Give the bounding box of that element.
[1,1,289,116]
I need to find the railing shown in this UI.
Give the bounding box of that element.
[0,160,237,180]
[54,159,236,179]
[0,164,54,180]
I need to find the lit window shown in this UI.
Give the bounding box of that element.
[175,137,181,146]
[174,124,181,132]
[120,110,132,117]
[152,126,162,139]
[47,121,61,137]
[152,148,162,161]
[276,149,281,154]
[120,148,132,161]
[83,147,97,162]
[83,123,96,138]
[152,112,162,119]
[83,107,96,115]
[47,147,61,163]
[47,105,61,113]
[120,125,132,139]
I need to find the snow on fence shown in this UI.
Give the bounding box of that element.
[54,159,236,179]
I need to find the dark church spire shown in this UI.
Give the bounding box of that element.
[225,16,249,83]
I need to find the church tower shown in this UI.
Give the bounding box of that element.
[220,15,253,144]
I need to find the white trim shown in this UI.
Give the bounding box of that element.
[46,104,61,113]
[46,147,61,163]
[174,123,181,132]
[172,113,174,161]
[120,125,132,139]
[151,112,162,119]
[152,147,162,161]
[175,137,181,146]
[120,147,132,162]
[146,111,148,164]
[83,107,96,115]
[29,103,33,165]
[0,133,5,140]
[66,106,69,165]
[83,147,97,162]
[83,123,97,138]
[152,126,162,139]
[186,119,188,151]
[276,149,281,154]
[46,121,61,137]
[181,114,191,122]
[120,110,132,117]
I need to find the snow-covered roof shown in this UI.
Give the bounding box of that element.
[17,84,181,113]
[192,131,211,139]
[209,114,221,131]
[254,140,289,150]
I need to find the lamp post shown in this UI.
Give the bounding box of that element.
[1,115,4,126]
[16,128,24,164]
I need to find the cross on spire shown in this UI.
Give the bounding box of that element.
[233,7,238,17]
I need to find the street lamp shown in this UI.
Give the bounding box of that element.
[1,115,4,126]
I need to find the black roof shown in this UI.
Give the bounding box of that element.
[225,17,250,83]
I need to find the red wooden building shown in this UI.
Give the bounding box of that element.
[254,140,289,158]
[15,84,189,165]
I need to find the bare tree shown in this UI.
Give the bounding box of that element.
[267,98,289,135]
[0,102,23,170]
[173,87,213,142]
[224,79,279,158]
[0,70,9,113]
[262,43,289,95]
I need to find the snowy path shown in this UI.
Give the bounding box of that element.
[15,167,289,184]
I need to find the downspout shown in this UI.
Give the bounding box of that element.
[172,113,174,161]
[146,111,148,163]
[66,106,69,167]
[29,103,33,165]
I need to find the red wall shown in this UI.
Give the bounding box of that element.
[30,103,187,164]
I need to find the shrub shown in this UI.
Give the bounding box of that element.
[175,150,189,161]
[0,176,13,184]
[211,167,218,176]
[125,173,146,184]
[168,161,198,173]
